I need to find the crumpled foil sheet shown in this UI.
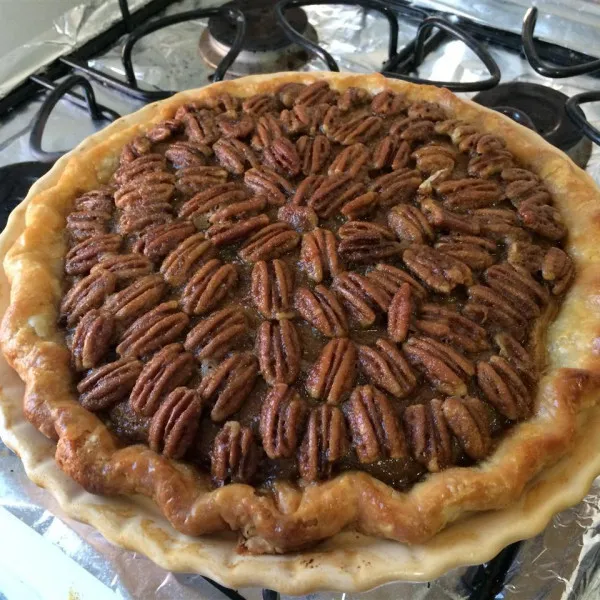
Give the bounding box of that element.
[0,0,152,100]
[0,1,599,598]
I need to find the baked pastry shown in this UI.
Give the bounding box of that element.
[2,72,600,557]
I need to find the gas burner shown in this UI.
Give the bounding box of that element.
[473,82,592,168]
[199,0,317,77]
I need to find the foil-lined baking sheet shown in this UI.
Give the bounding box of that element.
[0,1,599,598]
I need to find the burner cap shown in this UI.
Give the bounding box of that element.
[208,0,308,52]
[473,82,591,167]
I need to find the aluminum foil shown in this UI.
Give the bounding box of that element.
[0,1,600,598]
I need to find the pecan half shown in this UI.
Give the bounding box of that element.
[66,209,111,241]
[404,336,474,396]
[464,285,528,340]
[238,222,300,263]
[146,119,181,143]
[115,172,175,210]
[256,319,301,385]
[165,140,212,169]
[61,269,116,327]
[294,285,348,337]
[477,356,531,420]
[263,138,301,177]
[340,191,379,220]
[74,189,114,213]
[118,207,173,235]
[299,228,342,283]
[135,221,196,261]
[244,166,293,206]
[327,113,383,145]
[198,352,258,422]
[78,358,143,411]
[298,405,349,481]
[542,247,573,295]
[518,198,566,240]
[148,387,202,459]
[442,396,491,460]
[468,149,513,179]
[307,174,366,218]
[104,274,166,322]
[412,144,455,175]
[252,114,283,149]
[371,137,410,170]
[420,198,481,235]
[259,384,307,459]
[403,244,472,293]
[346,385,406,463]
[294,80,338,106]
[389,116,435,143]
[369,168,422,207]
[507,241,545,273]
[242,93,277,116]
[183,112,220,145]
[291,174,325,206]
[251,259,295,319]
[130,343,195,416]
[179,183,247,221]
[71,309,114,371]
[387,283,413,343]
[358,339,416,398]
[92,253,152,281]
[180,259,238,315]
[211,421,260,485]
[331,84,366,109]
[494,333,537,383]
[332,271,391,327]
[414,304,489,353]
[117,301,189,359]
[114,153,165,185]
[502,168,551,207]
[403,399,452,472]
[365,263,427,300]
[296,134,331,175]
[474,208,529,242]
[434,234,496,270]
[328,143,370,177]
[65,234,122,276]
[208,215,271,248]
[337,220,402,264]
[387,204,433,243]
[175,165,228,196]
[306,338,357,404]
[277,204,318,233]
[371,90,407,115]
[209,196,267,224]
[436,178,502,211]
[213,138,259,174]
[484,263,548,319]
[160,233,217,286]
[184,306,247,360]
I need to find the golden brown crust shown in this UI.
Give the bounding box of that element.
[3,72,600,555]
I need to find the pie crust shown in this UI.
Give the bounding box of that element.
[2,73,600,567]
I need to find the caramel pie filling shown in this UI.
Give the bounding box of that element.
[60,81,573,491]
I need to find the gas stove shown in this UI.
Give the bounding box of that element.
[0,1,599,599]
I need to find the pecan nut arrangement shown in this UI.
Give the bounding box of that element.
[2,74,600,566]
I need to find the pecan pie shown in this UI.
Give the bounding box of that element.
[2,73,600,562]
